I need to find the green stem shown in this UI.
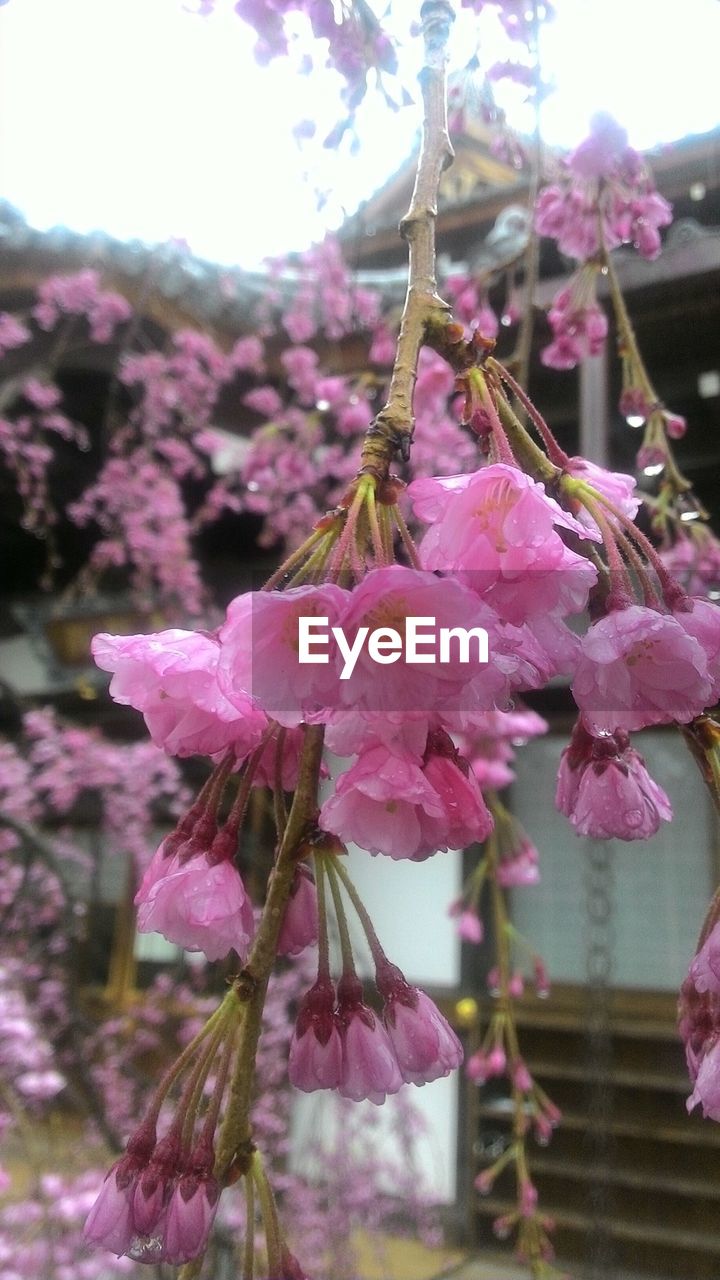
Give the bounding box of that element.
[332,856,385,965]
[262,525,329,591]
[243,1172,255,1280]
[392,503,422,569]
[150,990,240,1123]
[324,856,356,975]
[314,852,331,979]
[252,1152,283,1276]
[492,385,559,483]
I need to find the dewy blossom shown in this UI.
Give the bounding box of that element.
[673,597,720,701]
[92,629,266,761]
[556,720,672,841]
[163,1163,220,1266]
[562,456,640,529]
[84,1126,220,1265]
[408,463,598,624]
[377,962,463,1086]
[572,605,712,733]
[320,739,492,861]
[134,830,255,962]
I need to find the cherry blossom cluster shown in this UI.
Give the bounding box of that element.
[193,0,399,151]
[82,314,720,1275]
[200,239,477,550]
[33,268,133,343]
[0,374,89,586]
[535,113,672,370]
[0,275,243,611]
[0,708,187,873]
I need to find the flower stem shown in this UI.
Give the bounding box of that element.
[332,856,385,966]
[324,856,356,976]
[314,852,332,980]
[243,1170,255,1280]
[252,1151,283,1276]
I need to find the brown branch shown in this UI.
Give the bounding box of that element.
[507,0,543,393]
[360,0,456,477]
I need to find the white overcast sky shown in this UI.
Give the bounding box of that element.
[1,0,719,267]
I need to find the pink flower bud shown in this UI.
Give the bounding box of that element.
[289,976,343,1093]
[512,1061,533,1092]
[337,972,402,1105]
[520,1178,538,1217]
[277,864,319,958]
[379,964,463,1086]
[486,1045,507,1075]
[163,1171,220,1265]
[664,411,687,439]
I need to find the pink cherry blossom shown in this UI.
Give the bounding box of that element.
[324,708,431,759]
[218,584,350,727]
[541,276,608,371]
[83,1155,144,1256]
[92,629,266,761]
[421,747,494,849]
[336,565,501,716]
[0,312,30,356]
[563,457,640,529]
[450,902,484,943]
[687,1039,720,1121]
[567,112,629,179]
[535,113,672,264]
[673,598,720,700]
[556,720,673,840]
[661,529,720,598]
[497,836,540,887]
[572,605,711,733]
[680,972,720,1121]
[467,1043,507,1084]
[15,1069,66,1100]
[409,464,599,624]
[320,745,456,862]
[135,850,255,962]
[377,965,463,1086]
[132,1169,169,1237]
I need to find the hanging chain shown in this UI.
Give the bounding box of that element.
[583,839,617,1280]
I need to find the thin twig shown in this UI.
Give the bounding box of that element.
[360,1,456,478]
